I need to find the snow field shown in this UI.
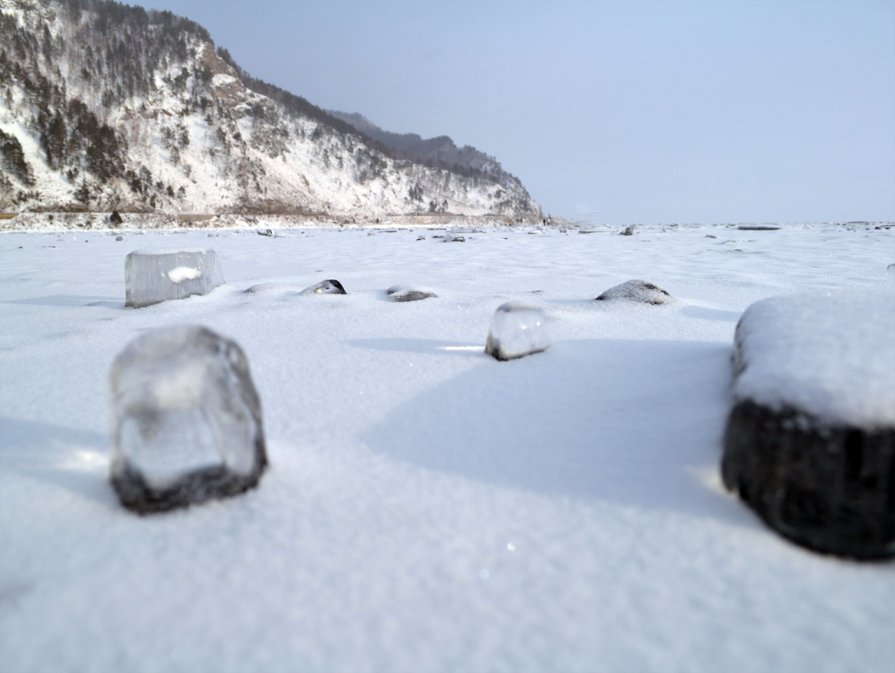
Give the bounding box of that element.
[1,223,893,672]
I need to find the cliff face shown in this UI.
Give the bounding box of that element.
[0,0,540,218]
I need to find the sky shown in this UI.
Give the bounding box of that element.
[140,0,895,224]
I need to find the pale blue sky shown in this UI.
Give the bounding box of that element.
[142,0,895,223]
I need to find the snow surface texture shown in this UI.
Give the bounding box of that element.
[733,291,895,428]
[109,324,267,513]
[1,222,894,672]
[485,302,550,361]
[125,250,225,307]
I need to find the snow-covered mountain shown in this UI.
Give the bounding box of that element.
[0,0,540,219]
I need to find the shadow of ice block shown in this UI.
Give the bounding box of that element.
[109,325,267,514]
[125,250,225,307]
[485,303,550,361]
[722,291,895,559]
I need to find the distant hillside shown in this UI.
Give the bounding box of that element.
[0,0,540,219]
[329,111,527,192]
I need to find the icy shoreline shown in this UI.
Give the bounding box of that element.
[1,211,892,233]
[0,211,537,232]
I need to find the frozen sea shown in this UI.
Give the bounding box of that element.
[1,221,893,672]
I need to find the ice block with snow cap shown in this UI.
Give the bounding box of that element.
[125,249,225,307]
[109,325,267,513]
[722,290,895,559]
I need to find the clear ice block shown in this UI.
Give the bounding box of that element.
[485,303,550,361]
[109,325,267,513]
[125,250,225,307]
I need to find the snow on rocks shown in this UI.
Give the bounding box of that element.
[299,279,347,295]
[722,290,895,559]
[485,302,550,361]
[595,279,673,305]
[125,250,225,307]
[385,285,438,302]
[109,325,268,514]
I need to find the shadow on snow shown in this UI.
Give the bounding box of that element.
[363,338,751,527]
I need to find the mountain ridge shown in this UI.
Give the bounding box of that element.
[328,110,524,190]
[0,0,540,220]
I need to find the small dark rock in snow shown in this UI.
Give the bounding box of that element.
[299,279,347,295]
[620,225,636,236]
[416,235,426,241]
[737,225,781,231]
[257,228,274,237]
[595,280,673,305]
[109,325,267,514]
[386,285,437,302]
[109,210,123,225]
[443,234,465,243]
[115,235,123,241]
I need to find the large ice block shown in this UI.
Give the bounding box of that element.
[485,303,550,361]
[722,290,895,559]
[109,325,267,513]
[125,250,225,307]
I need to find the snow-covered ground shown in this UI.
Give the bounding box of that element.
[1,222,893,672]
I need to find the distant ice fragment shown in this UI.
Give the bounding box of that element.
[109,325,267,514]
[596,280,673,305]
[485,303,550,361]
[299,279,347,295]
[125,250,224,307]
